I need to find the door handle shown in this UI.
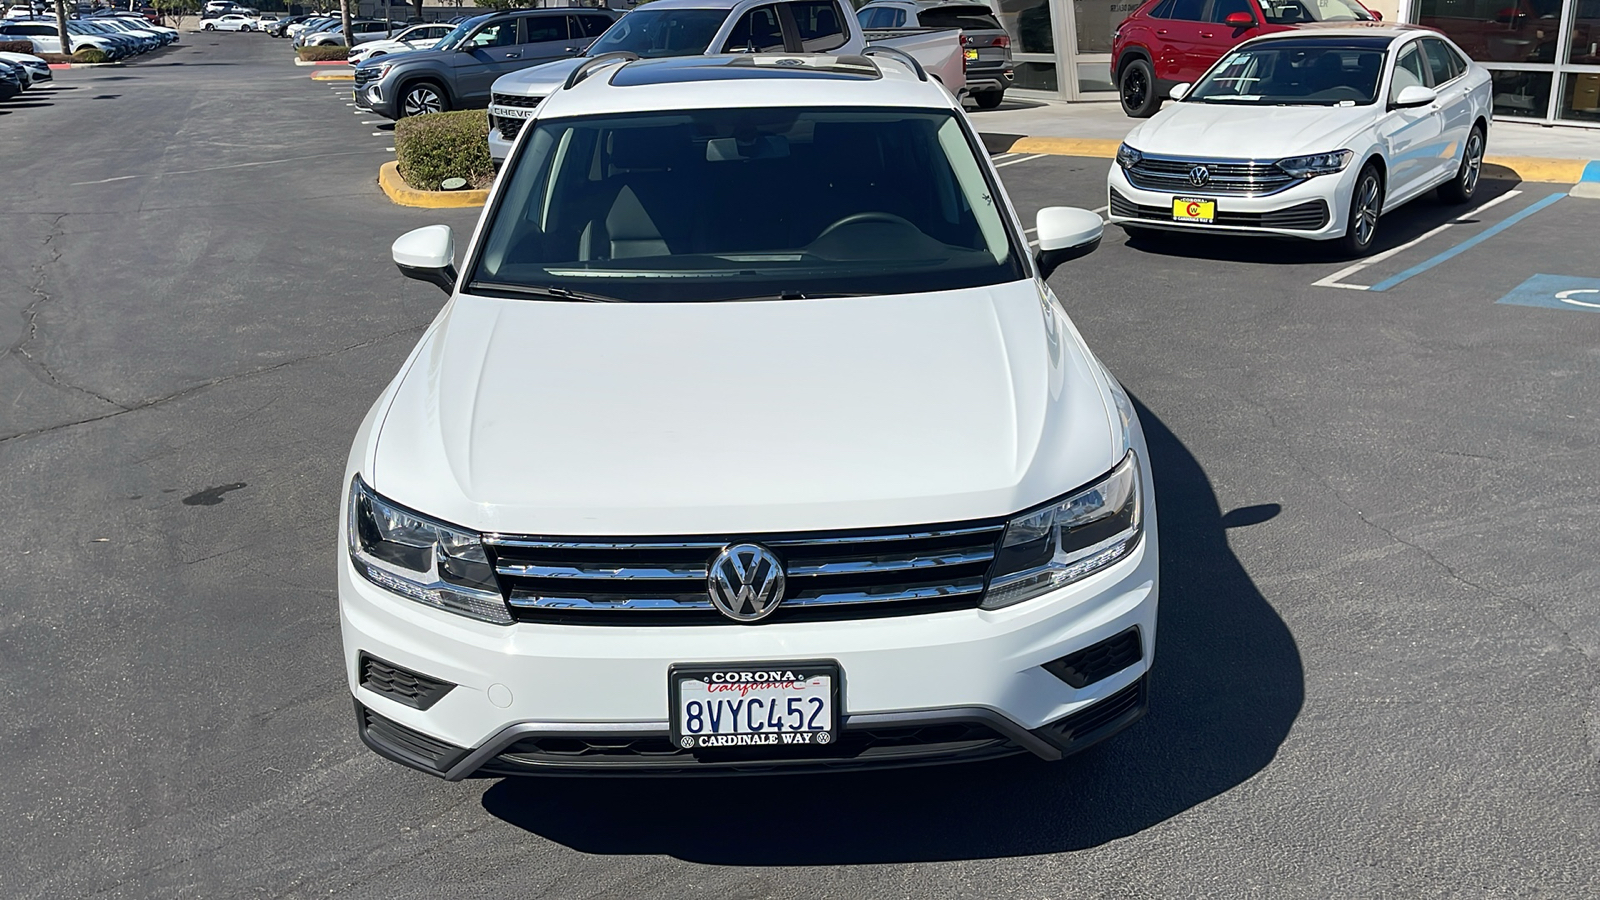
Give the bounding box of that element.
[504,52,520,58]
[564,46,579,53]
[1156,28,1169,34]
[1199,30,1214,37]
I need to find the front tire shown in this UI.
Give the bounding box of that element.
[203,23,214,30]
[1437,124,1485,204]
[1339,162,1383,258]
[1119,58,1159,118]
[400,80,447,118]
[974,90,1004,110]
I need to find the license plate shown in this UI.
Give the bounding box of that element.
[1173,197,1217,223]
[670,661,839,752]
[964,48,979,61]
[488,104,535,120]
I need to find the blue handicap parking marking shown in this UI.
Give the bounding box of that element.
[1495,274,1600,313]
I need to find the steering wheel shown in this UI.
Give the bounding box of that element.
[815,211,920,241]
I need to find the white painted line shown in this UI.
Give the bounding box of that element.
[1091,204,1109,215]
[1311,190,1523,290]
[992,152,1017,162]
[994,153,1047,168]
[372,132,385,136]
[386,147,394,152]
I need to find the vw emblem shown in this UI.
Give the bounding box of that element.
[1189,165,1211,187]
[707,543,786,623]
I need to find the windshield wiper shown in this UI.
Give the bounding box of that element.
[469,282,624,303]
[718,291,873,302]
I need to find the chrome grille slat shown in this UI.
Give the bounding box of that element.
[489,523,1005,624]
[1126,154,1301,197]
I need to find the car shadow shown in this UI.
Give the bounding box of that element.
[478,398,1304,864]
[1122,177,1524,265]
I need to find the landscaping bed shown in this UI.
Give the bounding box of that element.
[394,110,495,192]
[296,45,348,62]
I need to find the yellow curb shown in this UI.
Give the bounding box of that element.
[1009,137,1121,158]
[1006,137,1590,185]
[1482,156,1588,184]
[311,70,354,81]
[379,161,488,209]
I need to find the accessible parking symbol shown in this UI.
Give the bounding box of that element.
[1494,274,1600,313]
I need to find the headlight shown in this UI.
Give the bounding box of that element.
[1275,149,1354,178]
[346,476,511,625]
[1116,142,1142,169]
[983,451,1143,610]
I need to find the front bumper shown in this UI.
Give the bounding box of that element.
[1106,162,1356,241]
[352,79,396,120]
[340,471,1160,778]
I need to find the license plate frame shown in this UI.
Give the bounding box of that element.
[669,660,841,753]
[1173,196,1217,224]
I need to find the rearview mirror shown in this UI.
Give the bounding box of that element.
[1223,10,1255,26]
[392,224,457,294]
[1392,84,1437,108]
[1034,207,1102,280]
[1168,81,1191,101]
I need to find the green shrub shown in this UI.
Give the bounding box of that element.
[395,109,494,192]
[0,41,35,54]
[297,44,348,61]
[72,48,109,64]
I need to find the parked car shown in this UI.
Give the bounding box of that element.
[347,21,453,63]
[1111,0,1378,117]
[1107,26,1491,256]
[286,15,339,38]
[204,13,257,31]
[299,19,396,47]
[268,14,310,37]
[481,0,965,160]
[857,1,1012,108]
[0,48,50,83]
[347,50,1143,780]
[0,58,24,99]
[0,19,124,57]
[353,8,622,120]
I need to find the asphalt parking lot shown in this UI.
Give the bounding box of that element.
[2,36,1597,899]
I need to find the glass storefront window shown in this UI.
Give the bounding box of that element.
[1489,69,1552,117]
[1559,71,1600,121]
[1077,61,1115,91]
[1013,60,1060,89]
[1570,0,1600,64]
[995,0,1056,53]
[1416,0,1563,63]
[1074,0,1141,53]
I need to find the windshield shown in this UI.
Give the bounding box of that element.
[1259,0,1373,24]
[1188,44,1385,105]
[585,9,726,59]
[470,107,1023,303]
[433,15,487,51]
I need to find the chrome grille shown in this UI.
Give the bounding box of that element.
[486,523,1006,624]
[1125,155,1299,196]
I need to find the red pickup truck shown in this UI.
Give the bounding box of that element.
[1111,0,1380,116]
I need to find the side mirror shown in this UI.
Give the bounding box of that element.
[1223,10,1255,26]
[1168,81,1191,101]
[392,224,457,294]
[1034,207,1102,280]
[1392,84,1437,108]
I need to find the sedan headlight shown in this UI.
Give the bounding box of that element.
[346,476,511,625]
[983,452,1143,610]
[1275,149,1354,178]
[1115,142,1142,169]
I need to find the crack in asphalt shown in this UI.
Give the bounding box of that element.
[0,323,427,447]
[7,213,128,412]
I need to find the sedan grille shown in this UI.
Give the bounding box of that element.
[1125,154,1300,196]
[486,522,1006,625]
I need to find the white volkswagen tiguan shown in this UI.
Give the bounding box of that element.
[341,52,1159,777]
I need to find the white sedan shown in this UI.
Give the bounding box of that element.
[1107,25,1492,256]
[204,14,257,31]
[347,22,452,64]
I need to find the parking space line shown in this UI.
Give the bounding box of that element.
[992,152,1017,162]
[1366,192,1565,292]
[1311,191,1522,291]
[994,153,1047,168]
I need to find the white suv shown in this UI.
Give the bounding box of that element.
[342,52,1158,777]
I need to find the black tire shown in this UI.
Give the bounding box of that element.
[399,80,448,118]
[1339,162,1384,258]
[1119,58,1159,118]
[1437,124,1485,204]
[974,90,1004,110]
[203,22,213,30]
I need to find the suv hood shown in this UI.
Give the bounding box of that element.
[369,281,1119,536]
[491,57,584,97]
[1126,101,1372,160]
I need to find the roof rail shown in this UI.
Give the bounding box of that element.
[861,45,927,82]
[563,51,640,90]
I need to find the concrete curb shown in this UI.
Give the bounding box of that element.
[293,58,351,66]
[999,136,1598,186]
[378,161,488,209]
[310,70,353,81]
[44,61,122,69]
